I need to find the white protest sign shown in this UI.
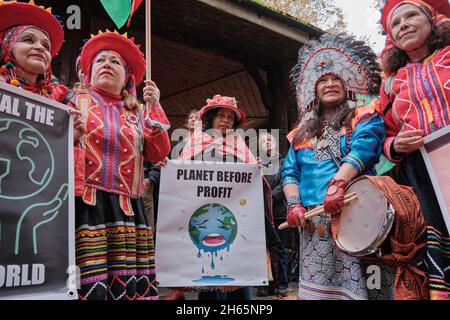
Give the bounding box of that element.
[156,160,268,287]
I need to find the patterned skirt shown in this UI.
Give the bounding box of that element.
[297,213,395,300]
[392,151,450,300]
[75,191,158,300]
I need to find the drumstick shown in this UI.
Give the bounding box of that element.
[305,196,358,219]
[278,194,358,231]
[278,195,358,230]
[303,193,357,218]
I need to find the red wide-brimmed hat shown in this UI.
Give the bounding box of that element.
[0,0,64,57]
[199,95,247,126]
[80,30,146,84]
[381,0,450,33]
[424,0,450,16]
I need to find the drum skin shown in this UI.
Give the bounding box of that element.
[336,177,395,256]
[331,175,428,299]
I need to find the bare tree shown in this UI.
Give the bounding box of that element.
[370,0,384,11]
[370,0,385,34]
[259,0,347,32]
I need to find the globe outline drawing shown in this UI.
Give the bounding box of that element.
[0,118,55,200]
[188,203,238,253]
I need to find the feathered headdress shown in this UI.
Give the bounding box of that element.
[291,33,381,114]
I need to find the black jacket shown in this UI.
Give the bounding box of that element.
[263,157,287,220]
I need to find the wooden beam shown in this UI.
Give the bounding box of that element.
[151,26,273,67]
[267,63,291,155]
[197,0,310,44]
[162,71,247,100]
[245,62,272,112]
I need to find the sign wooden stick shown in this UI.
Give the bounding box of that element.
[145,0,151,79]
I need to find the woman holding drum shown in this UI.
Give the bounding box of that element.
[380,0,450,300]
[282,33,395,300]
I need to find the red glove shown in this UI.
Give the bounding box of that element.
[287,204,307,228]
[323,179,348,215]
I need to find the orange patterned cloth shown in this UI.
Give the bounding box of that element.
[331,175,428,300]
[179,130,257,164]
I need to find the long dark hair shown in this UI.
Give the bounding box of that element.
[203,108,239,131]
[383,21,450,75]
[292,101,355,146]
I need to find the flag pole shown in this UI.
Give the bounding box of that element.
[145,0,151,80]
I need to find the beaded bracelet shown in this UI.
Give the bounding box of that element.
[287,195,300,208]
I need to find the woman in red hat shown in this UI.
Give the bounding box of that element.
[177,95,279,300]
[0,1,64,99]
[0,0,84,138]
[179,95,254,163]
[380,0,450,299]
[68,30,171,300]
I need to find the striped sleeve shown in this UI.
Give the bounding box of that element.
[282,145,301,186]
[341,114,386,174]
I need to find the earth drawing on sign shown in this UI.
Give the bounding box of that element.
[188,203,238,284]
[0,119,54,200]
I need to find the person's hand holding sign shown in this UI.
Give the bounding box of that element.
[68,108,86,145]
[156,157,169,169]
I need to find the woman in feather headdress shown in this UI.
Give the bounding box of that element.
[282,33,395,300]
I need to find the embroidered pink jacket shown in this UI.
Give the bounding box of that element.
[381,47,450,162]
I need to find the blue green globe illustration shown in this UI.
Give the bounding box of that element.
[0,119,54,200]
[189,203,238,254]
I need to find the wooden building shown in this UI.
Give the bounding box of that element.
[49,0,323,154]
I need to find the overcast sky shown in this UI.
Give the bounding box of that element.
[334,0,387,54]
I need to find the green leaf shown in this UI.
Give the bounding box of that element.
[100,0,132,29]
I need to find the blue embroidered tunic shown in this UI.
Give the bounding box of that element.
[282,104,386,207]
[281,102,394,301]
